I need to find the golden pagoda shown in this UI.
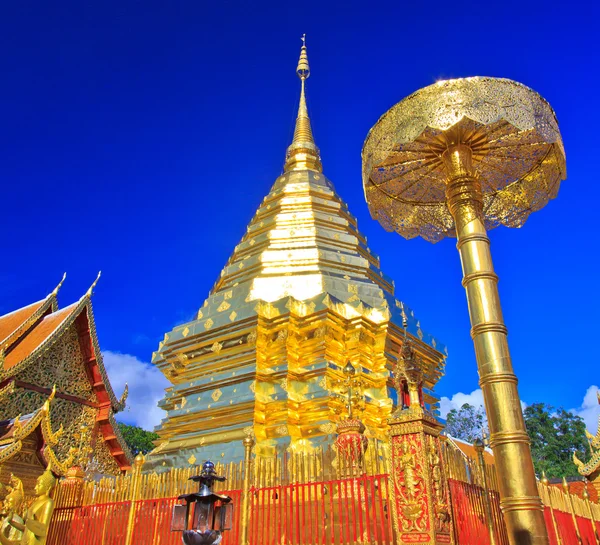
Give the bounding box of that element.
[145,39,447,471]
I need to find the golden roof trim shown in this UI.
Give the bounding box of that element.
[1,284,124,412]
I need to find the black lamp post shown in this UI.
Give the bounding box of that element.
[171,460,234,545]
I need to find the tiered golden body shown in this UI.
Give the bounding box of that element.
[146,41,446,471]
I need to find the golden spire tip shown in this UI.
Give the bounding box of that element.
[284,34,322,173]
[86,271,102,298]
[51,272,67,297]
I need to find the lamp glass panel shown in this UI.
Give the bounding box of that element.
[192,502,213,532]
[170,504,187,532]
[221,503,234,531]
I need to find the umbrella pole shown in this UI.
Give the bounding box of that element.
[442,143,549,545]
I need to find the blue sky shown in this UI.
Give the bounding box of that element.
[1,0,598,431]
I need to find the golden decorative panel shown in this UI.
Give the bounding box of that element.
[363,77,566,242]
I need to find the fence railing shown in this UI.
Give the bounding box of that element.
[46,436,600,545]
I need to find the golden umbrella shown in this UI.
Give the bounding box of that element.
[362,77,566,545]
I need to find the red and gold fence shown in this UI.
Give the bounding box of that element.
[45,438,600,544]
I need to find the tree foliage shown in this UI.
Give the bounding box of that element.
[524,403,588,478]
[445,403,489,443]
[118,423,159,456]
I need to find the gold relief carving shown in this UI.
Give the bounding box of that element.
[180,397,187,409]
[249,239,256,246]
[247,331,257,344]
[218,301,231,312]
[313,326,326,338]
[249,381,256,393]
[224,290,233,300]
[15,326,95,404]
[182,327,190,337]
[204,319,214,330]
[348,284,358,294]
[238,262,244,270]
[392,435,429,533]
[211,342,223,354]
[211,390,222,402]
[188,454,196,465]
[276,330,288,342]
[318,376,328,390]
[176,353,188,366]
[428,435,451,535]
[319,423,336,435]
[279,379,288,392]
[90,428,121,475]
[276,425,289,436]
[229,311,237,322]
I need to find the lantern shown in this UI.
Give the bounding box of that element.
[171,460,233,545]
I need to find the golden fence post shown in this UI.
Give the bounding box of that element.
[563,478,583,545]
[124,454,145,545]
[540,473,563,545]
[474,439,497,545]
[240,435,254,545]
[583,485,600,545]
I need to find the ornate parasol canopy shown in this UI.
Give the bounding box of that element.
[362,77,567,242]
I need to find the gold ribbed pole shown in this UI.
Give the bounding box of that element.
[240,435,254,545]
[442,143,549,545]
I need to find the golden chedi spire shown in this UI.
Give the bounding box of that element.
[284,35,322,173]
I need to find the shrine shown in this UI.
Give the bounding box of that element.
[0,274,131,494]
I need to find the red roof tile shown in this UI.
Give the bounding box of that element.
[0,300,46,345]
[4,304,76,370]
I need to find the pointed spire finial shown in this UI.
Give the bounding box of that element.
[284,35,322,173]
[51,272,67,297]
[86,271,102,298]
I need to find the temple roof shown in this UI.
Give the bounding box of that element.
[0,275,61,347]
[0,275,132,472]
[0,388,74,474]
[4,304,76,371]
[0,276,126,413]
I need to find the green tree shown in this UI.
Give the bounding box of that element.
[524,403,588,478]
[118,423,159,456]
[445,403,488,443]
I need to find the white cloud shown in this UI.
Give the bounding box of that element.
[439,389,485,418]
[571,385,600,436]
[102,351,170,431]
